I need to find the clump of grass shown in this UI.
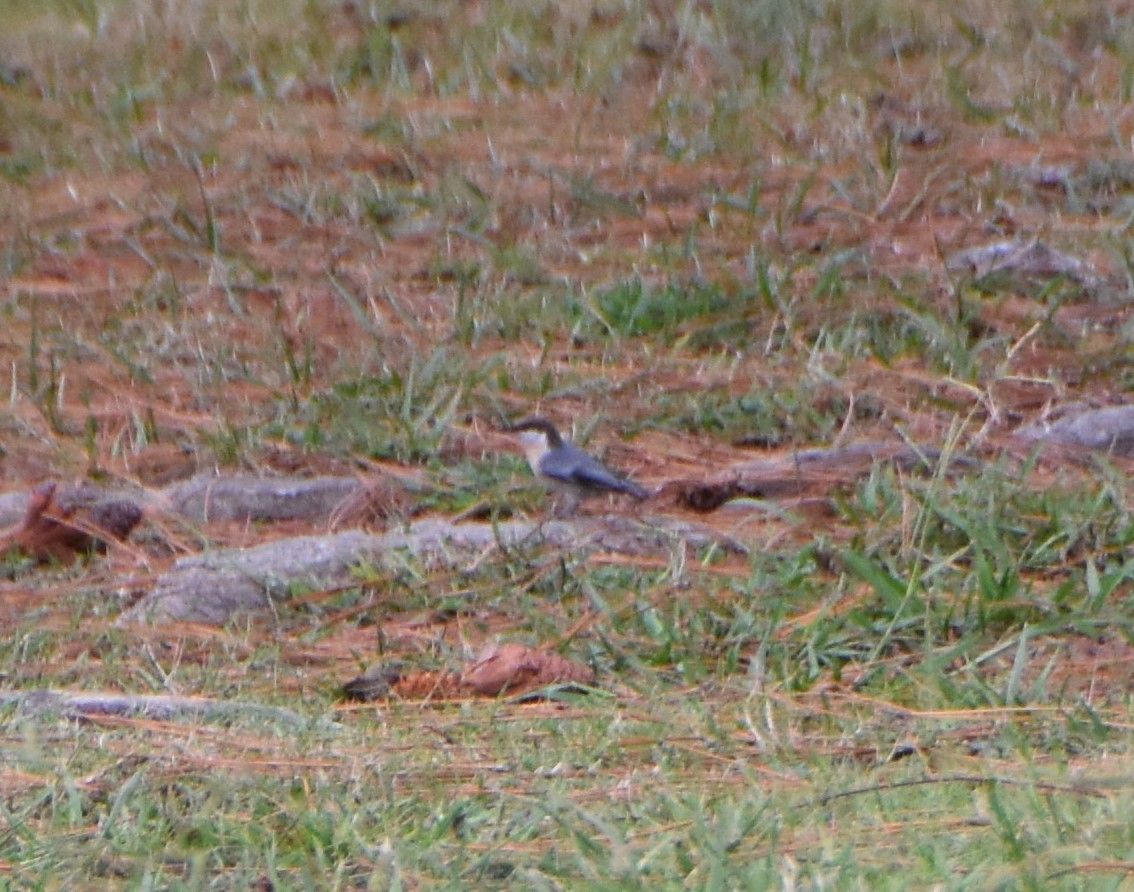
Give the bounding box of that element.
[651,376,865,447]
[584,277,750,343]
[272,346,472,463]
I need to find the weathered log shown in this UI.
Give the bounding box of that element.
[0,690,314,727]
[668,441,972,512]
[165,474,364,523]
[120,516,743,625]
[1016,405,1134,456]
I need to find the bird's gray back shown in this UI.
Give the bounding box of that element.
[540,442,647,497]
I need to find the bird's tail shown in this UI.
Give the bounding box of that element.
[622,480,652,500]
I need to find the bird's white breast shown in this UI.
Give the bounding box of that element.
[517,430,550,476]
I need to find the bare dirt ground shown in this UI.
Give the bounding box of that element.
[2,0,1134,766]
[4,4,1134,883]
[4,3,1134,695]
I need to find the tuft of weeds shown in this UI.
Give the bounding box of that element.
[654,375,865,448]
[581,276,757,345]
[277,346,472,463]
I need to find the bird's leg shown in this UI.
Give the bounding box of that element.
[551,487,582,518]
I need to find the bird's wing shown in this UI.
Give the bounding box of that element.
[542,444,649,498]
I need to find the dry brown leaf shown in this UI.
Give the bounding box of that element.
[459,642,596,696]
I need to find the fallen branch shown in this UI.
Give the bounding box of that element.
[1015,405,1134,457]
[668,441,973,512]
[121,516,742,625]
[164,474,365,523]
[0,690,315,728]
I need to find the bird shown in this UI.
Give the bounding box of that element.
[509,416,650,515]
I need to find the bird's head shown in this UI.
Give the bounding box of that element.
[508,417,564,471]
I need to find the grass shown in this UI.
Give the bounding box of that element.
[4,0,1134,887]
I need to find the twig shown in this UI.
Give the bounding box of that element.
[816,773,1109,806]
